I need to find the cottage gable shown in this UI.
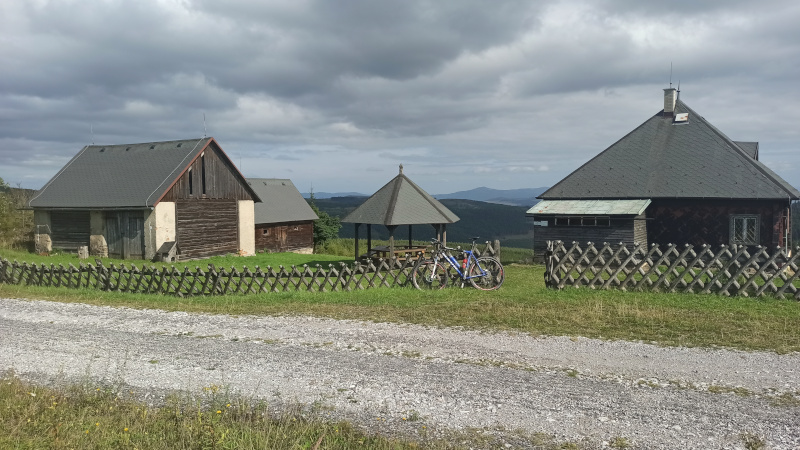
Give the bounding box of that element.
[29,138,259,208]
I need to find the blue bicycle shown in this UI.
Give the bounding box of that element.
[411,237,504,290]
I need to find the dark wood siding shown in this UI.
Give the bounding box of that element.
[533,217,639,256]
[176,199,238,259]
[50,211,90,250]
[255,221,314,253]
[647,199,790,248]
[105,211,145,259]
[162,144,253,202]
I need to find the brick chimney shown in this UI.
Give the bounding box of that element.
[663,88,677,116]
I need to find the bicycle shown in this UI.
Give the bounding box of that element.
[411,237,504,290]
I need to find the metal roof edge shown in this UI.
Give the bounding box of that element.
[145,137,210,207]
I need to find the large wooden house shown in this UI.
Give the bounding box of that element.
[247,178,318,254]
[527,88,799,255]
[29,137,260,260]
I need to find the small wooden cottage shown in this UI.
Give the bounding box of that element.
[29,137,260,260]
[247,178,318,254]
[527,88,800,255]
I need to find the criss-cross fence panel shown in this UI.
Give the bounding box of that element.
[0,242,500,296]
[544,241,800,300]
[0,256,422,296]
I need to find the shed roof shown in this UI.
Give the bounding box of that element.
[247,178,318,224]
[342,166,459,226]
[540,99,799,201]
[29,137,259,209]
[526,199,651,216]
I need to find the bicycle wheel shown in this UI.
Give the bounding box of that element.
[468,256,504,290]
[411,260,448,290]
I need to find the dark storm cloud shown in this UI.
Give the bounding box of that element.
[2,0,800,193]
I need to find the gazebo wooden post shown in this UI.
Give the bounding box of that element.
[388,225,397,265]
[354,223,361,261]
[442,224,447,246]
[408,224,413,248]
[367,225,373,258]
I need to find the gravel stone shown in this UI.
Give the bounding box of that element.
[1,297,799,449]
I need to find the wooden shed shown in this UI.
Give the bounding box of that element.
[29,137,260,260]
[247,178,318,254]
[527,88,799,255]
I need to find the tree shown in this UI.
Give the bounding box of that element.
[0,177,17,247]
[307,190,341,252]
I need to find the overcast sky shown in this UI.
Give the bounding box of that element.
[2,0,800,195]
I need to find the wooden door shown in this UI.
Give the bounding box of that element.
[50,211,90,250]
[126,216,144,259]
[105,215,122,258]
[276,226,288,252]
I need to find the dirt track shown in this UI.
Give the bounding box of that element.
[1,298,799,449]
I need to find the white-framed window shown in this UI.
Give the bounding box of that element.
[730,215,759,245]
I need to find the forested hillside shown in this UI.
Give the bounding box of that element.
[310,197,532,244]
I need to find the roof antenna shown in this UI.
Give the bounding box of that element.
[203,113,207,137]
[676,80,681,101]
[669,62,673,88]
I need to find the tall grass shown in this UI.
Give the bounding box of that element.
[0,373,451,449]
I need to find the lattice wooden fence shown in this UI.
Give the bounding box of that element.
[0,241,500,296]
[544,241,800,300]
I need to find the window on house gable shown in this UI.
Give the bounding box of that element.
[730,215,759,245]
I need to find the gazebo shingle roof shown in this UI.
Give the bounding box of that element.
[342,166,459,225]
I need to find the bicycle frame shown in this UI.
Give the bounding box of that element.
[429,244,488,281]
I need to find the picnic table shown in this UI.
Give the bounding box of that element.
[364,245,427,262]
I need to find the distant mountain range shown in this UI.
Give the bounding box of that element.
[304,186,547,207]
[433,187,547,207]
[303,191,367,199]
[311,197,534,245]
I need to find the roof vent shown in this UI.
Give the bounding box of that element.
[126,147,131,151]
[176,143,182,148]
[100,148,105,152]
[150,145,155,149]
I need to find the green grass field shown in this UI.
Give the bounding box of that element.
[3,245,800,449]
[2,246,799,354]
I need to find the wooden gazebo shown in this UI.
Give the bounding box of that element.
[342,165,460,262]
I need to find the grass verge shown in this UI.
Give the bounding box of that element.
[0,373,584,450]
[2,264,800,353]
[0,373,439,449]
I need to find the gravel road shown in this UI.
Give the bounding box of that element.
[1,297,799,449]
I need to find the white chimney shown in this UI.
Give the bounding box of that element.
[663,88,677,116]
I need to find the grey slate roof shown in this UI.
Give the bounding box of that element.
[527,199,651,216]
[247,178,318,224]
[29,138,259,208]
[342,167,459,225]
[540,100,799,200]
